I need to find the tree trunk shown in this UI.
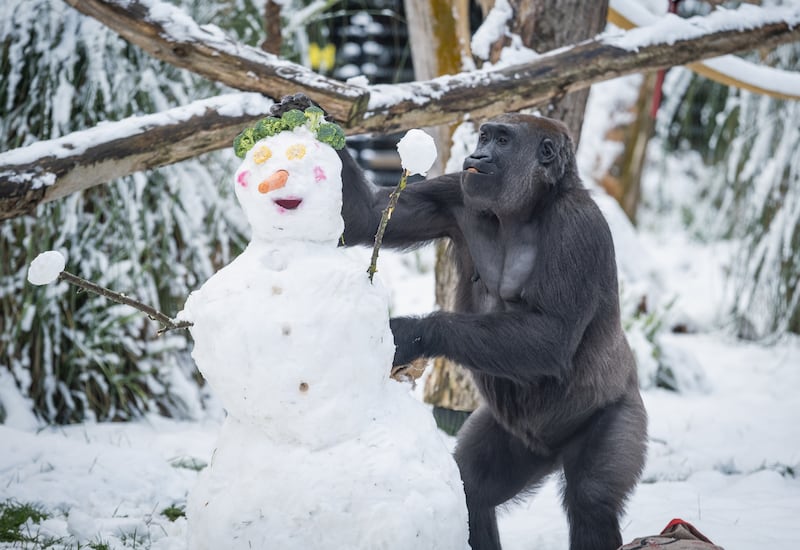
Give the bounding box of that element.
[402,0,483,412]
[597,73,657,222]
[513,0,609,145]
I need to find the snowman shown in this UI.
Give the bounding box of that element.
[180,108,469,549]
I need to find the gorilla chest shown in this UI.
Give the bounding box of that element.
[460,219,538,307]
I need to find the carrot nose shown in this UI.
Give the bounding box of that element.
[258,170,289,194]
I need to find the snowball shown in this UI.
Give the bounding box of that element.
[396,129,437,176]
[27,250,66,285]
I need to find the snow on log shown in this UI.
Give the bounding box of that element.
[1,2,798,220]
[0,94,272,220]
[609,0,800,100]
[355,3,800,134]
[62,0,369,125]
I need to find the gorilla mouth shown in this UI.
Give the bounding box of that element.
[274,198,303,210]
[466,167,481,174]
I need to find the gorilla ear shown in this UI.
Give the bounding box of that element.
[538,139,556,164]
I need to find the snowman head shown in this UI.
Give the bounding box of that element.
[232,108,346,244]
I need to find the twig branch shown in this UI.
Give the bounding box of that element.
[368,169,409,282]
[57,271,193,334]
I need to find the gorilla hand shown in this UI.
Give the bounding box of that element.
[389,317,426,367]
[270,93,327,118]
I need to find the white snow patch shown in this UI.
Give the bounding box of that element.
[397,129,438,176]
[27,250,66,286]
[471,0,513,60]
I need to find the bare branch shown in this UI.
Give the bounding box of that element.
[57,271,192,334]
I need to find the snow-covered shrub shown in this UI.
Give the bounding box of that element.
[0,0,264,423]
[655,41,800,340]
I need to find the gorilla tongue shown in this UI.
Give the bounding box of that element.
[466,167,479,174]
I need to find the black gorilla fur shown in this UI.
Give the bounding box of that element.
[271,96,648,550]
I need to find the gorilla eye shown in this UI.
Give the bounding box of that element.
[478,131,488,144]
[538,139,556,163]
[497,135,510,146]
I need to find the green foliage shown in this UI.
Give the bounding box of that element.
[0,500,48,543]
[0,0,256,423]
[161,504,186,522]
[169,456,207,471]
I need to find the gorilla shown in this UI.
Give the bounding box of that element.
[271,96,647,550]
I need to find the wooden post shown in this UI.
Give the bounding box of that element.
[403,0,483,417]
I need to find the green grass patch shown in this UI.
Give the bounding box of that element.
[0,500,49,543]
[169,456,207,472]
[161,504,186,522]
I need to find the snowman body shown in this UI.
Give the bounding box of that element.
[183,127,469,549]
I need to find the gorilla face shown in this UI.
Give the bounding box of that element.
[461,113,575,217]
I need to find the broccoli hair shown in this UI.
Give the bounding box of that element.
[232,106,346,157]
[281,109,307,130]
[253,117,286,141]
[316,122,346,150]
[233,127,257,159]
[303,106,325,131]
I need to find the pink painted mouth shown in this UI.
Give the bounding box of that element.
[274,197,303,210]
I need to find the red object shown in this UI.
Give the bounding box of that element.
[661,518,715,543]
[650,0,683,118]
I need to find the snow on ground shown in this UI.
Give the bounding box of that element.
[2,238,799,549]
[3,76,800,548]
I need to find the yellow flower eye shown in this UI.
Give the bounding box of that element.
[253,146,273,164]
[286,144,307,160]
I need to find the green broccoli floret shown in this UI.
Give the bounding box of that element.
[316,122,346,150]
[303,106,325,131]
[233,127,257,159]
[253,117,286,141]
[281,109,307,130]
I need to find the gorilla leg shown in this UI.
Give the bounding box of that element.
[455,407,558,550]
[560,391,647,550]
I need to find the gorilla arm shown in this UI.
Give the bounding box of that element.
[390,283,600,385]
[339,148,463,247]
[390,195,613,385]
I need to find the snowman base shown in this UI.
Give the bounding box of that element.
[188,412,469,550]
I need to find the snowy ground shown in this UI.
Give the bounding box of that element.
[3,69,800,547]
[2,238,799,549]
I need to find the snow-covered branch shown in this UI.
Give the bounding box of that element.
[0,94,272,220]
[609,1,800,100]
[355,4,800,133]
[61,0,369,124]
[1,2,798,219]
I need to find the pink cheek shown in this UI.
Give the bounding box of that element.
[313,166,326,183]
[237,170,250,187]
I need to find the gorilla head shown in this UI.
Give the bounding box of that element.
[461,113,577,217]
